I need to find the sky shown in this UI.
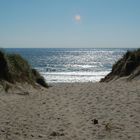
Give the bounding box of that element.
[0,0,140,48]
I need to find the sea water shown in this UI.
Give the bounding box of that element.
[6,48,132,83]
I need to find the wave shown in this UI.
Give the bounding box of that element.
[41,71,110,83]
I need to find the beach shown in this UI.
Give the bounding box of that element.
[1,0,140,139]
[0,80,139,140]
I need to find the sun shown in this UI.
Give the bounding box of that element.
[74,15,81,22]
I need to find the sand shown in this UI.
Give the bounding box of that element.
[0,80,140,140]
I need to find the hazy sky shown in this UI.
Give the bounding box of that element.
[0,0,140,48]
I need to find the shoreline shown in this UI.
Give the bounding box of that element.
[47,81,99,86]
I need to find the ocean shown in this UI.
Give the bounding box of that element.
[5,48,132,83]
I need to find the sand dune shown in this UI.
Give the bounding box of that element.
[0,80,140,140]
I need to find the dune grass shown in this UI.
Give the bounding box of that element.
[101,48,140,82]
[0,50,48,88]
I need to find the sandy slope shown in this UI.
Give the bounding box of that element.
[0,80,140,140]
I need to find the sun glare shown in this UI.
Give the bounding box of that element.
[74,15,81,22]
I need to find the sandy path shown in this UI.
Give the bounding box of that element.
[0,80,140,140]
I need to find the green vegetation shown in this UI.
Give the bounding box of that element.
[0,50,48,88]
[101,49,140,82]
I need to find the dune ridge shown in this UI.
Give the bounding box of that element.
[101,49,140,82]
[0,50,48,89]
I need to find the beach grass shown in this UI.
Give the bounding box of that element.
[0,49,48,88]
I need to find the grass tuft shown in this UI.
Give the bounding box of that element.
[101,48,140,82]
[0,50,48,88]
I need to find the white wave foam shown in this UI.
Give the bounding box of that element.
[41,71,110,83]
